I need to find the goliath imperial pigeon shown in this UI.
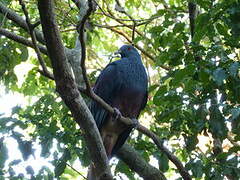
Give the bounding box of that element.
[90,45,148,158]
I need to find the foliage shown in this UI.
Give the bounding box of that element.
[0,0,240,179]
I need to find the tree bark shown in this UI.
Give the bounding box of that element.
[117,144,167,180]
[37,0,112,179]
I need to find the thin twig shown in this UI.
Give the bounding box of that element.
[114,0,136,43]
[138,125,192,180]
[31,20,41,29]
[101,26,171,71]
[77,0,93,92]
[0,2,46,44]
[0,10,8,27]
[106,2,143,37]
[188,2,201,62]
[19,0,54,79]
[131,21,136,44]
[94,0,162,23]
[38,70,54,80]
[66,163,87,179]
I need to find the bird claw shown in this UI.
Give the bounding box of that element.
[113,107,122,122]
[130,118,139,129]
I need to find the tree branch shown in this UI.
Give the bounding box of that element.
[138,125,192,180]
[96,26,171,71]
[94,0,162,23]
[188,2,197,39]
[66,163,87,179]
[77,0,93,92]
[77,67,190,179]
[114,0,136,43]
[19,0,54,80]
[188,2,201,62]
[0,28,47,55]
[37,1,112,179]
[1,1,189,179]
[0,2,45,44]
[117,144,167,180]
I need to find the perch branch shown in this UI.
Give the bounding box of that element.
[77,41,190,180]
[0,2,188,179]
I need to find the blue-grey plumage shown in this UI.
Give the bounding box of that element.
[90,45,148,157]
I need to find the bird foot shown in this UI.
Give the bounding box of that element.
[130,118,139,129]
[113,107,122,122]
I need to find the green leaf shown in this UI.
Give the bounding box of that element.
[26,166,34,176]
[229,62,239,77]
[54,161,66,177]
[9,159,21,166]
[199,69,210,83]
[19,46,29,62]
[194,13,210,42]
[154,152,169,172]
[0,138,8,169]
[153,86,167,105]
[213,68,227,86]
[231,108,240,120]
[41,139,52,158]
[12,133,33,160]
[216,23,229,37]
[173,22,185,33]
[229,146,240,153]
[115,160,134,179]
[209,106,228,139]
[192,160,204,178]
[185,135,198,152]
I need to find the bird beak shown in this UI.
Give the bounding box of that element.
[113,49,121,58]
[114,49,121,55]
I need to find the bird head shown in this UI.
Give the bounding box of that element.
[115,45,140,58]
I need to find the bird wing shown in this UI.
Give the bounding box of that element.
[112,90,148,156]
[139,91,148,115]
[90,62,122,129]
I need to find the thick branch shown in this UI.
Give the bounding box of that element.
[37,1,112,179]
[0,2,79,79]
[117,144,167,180]
[1,1,188,178]
[0,28,47,54]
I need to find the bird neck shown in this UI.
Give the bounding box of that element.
[128,54,142,64]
